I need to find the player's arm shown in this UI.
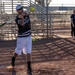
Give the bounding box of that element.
[71,18,74,27]
[71,15,74,27]
[28,14,31,28]
[18,15,24,26]
[22,12,31,28]
[15,16,24,26]
[17,12,29,26]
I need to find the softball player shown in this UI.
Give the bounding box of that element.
[11,4,32,74]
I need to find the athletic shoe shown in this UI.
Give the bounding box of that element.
[11,57,15,67]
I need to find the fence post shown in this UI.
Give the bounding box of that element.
[30,0,31,6]
[46,0,48,38]
[3,2,5,13]
[12,0,13,14]
[0,0,2,14]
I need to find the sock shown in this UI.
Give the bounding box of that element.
[12,56,15,61]
[12,56,15,67]
[27,61,31,69]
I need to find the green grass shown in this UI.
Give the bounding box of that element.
[32,38,42,42]
[32,38,37,42]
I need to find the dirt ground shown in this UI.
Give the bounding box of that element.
[0,38,75,75]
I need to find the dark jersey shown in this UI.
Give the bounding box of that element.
[15,13,31,37]
[71,14,75,26]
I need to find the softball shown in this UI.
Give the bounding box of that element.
[30,7,35,12]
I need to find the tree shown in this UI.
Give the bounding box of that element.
[36,0,45,7]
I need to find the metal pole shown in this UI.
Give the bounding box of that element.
[46,0,48,38]
[30,0,31,6]
[50,11,52,37]
[0,0,2,14]
[12,0,13,14]
[35,0,36,13]
[3,2,5,13]
[41,0,45,7]
[0,0,2,25]
[49,1,52,38]
[21,0,24,5]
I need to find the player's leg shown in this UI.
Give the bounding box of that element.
[12,53,18,67]
[74,27,75,39]
[71,24,74,39]
[11,37,24,67]
[27,53,32,72]
[24,35,32,74]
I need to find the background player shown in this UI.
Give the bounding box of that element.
[70,10,75,40]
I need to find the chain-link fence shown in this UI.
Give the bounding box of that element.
[0,0,74,41]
